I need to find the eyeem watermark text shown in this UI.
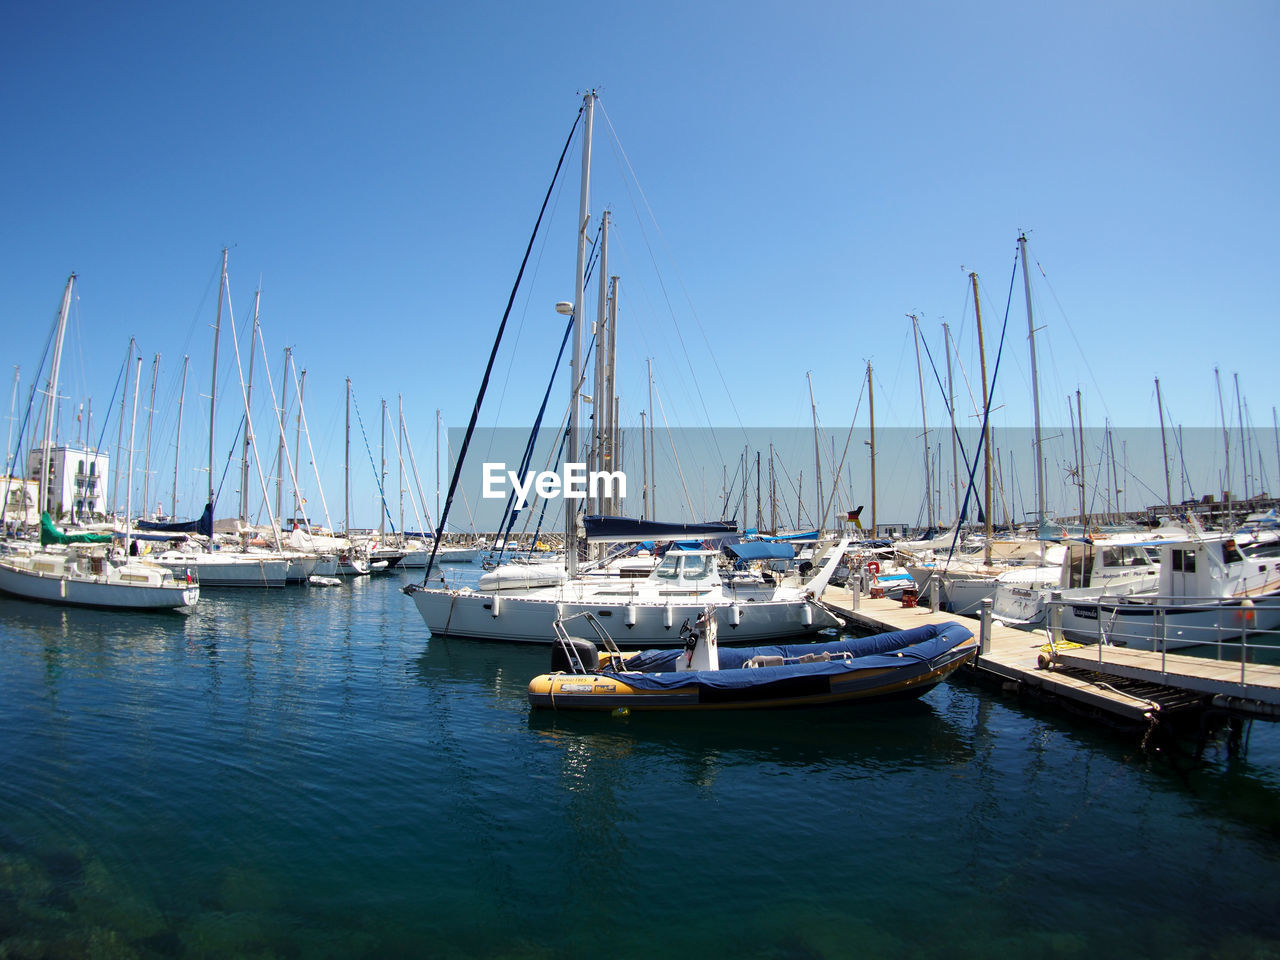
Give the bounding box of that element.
[482,463,626,509]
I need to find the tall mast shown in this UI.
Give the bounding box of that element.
[591,210,610,517]
[112,339,135,516]
[943,322,958,523]
[172,355,189,519]
[292,366,306,523]
[640,410,647,521]
[1155,376,1172,510]
[971,273,992,564]
[1215,366,1231,521]
[646,357,655,521]
[910,315,933,530]
[607,275,620,513]
[344,377,351,535]
[434,408,441,528]
[1018,234,1045,528]
[379,397,387,538]
[124,355,142,553]
[275,346,291,524]
[1235,373,1248,500]
[240,291,260,527]
[867,361,877,539]
[807,371,823,534]
[565,90,594,577]
[5,365,19,477]
[142,353,159,519]
[38,274,75,518]
[209,248,227,510]
[398,395,405,534]
[1075,390,1087,525]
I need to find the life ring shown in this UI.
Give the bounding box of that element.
[866,560,881,577]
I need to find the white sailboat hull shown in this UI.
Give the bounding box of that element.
[409,586,839,646]
[153,552,289,587]
[0,554,198,609]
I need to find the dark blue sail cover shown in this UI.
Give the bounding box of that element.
[583,515,738,543]
[610,622,973,691]
[136,501,214,538]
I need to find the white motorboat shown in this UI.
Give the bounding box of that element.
[1051,529,1280,650]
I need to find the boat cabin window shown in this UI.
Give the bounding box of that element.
[1068,551,1093,589]
[1171,549,1196,573]
[1101,545,1153,568]
[651,553,714,582]
[1222,540,1245,565]
[652,555,684,580]
[681,555,712,581]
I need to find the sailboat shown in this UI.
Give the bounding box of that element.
[0,277,198,610]
[405,93,848,645]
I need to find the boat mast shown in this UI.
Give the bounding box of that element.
[4,365,19,478]
[1018,234,1045,530]
[1235,373,1249,501]
[240,291,260,528]
[379,397,387,539]
[940,322,958,523]
[769,442,778,534]
[125,355,142,553]
[867,361,876,539]
[275,346,291,525]
[1075,390,1087,525]
[1214,366,1231,523]
[38,274,75,519]
[971,273,992,564]
[592,210,610,519]
[807,371,823,535]
[566,91,594,577]
[646,358,655,522]
[142,353,159,519]
[208,248,227,512]
[112,338,135,517]
[607,275,620,514]
[344,377,351,535]
[172,355,189,520]
[434,408,441,530]
[1155,376,1172,511]
[910,315,934,531]
[398,395,405,534]
[293,365,306,523]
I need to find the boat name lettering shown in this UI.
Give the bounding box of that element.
[1072,606,1098,620]
[482,463,626,509]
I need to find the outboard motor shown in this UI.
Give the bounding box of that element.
[550,637,600,674]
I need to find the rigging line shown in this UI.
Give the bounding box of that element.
[597,100,738,463]
[1030,251,1112,425]
[941,249,1020,569]
[441,429,478,535]
[349,388,397,535]
[383,401,427,541]
[652,376,697,519]
[289,360,335,534]
[494,313,575,563]
[917,323,973,474]
[422,103,582,579]
[818,373,868,530]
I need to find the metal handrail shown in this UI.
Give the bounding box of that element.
[1043,595,1278,687]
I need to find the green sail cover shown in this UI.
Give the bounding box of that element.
[40,512,114,546]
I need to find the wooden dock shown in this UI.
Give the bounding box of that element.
[820,587,1280,729]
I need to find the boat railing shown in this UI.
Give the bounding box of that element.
[1043,594,1280,686]
[552,611,624,671]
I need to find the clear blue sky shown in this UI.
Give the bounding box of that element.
[4,0,1277,529]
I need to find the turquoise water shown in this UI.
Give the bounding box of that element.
[1,568,1279,959]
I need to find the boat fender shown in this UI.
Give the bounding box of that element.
[729,603,741,627]
[866,560,880,577]
[625,604,637,627]
[491,593,502,617]
[663,604,674,629]
[800,604,812,626]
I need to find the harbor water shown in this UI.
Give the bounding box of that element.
[1,566,1279,958]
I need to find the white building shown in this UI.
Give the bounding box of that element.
[25,445,110,522]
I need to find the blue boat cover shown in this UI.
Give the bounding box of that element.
[608,622,973,691]
[725,541,796,561]
[584,515,738,543]
[137,501,214,538]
